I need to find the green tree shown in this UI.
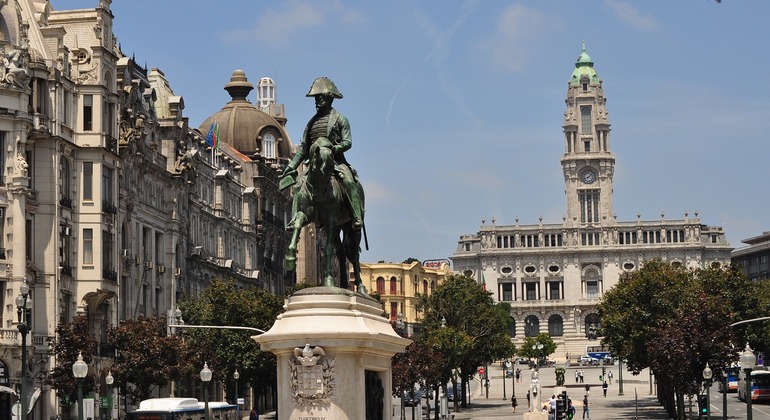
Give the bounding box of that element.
[598,260,759,419]
[415,274,516,408]
[402,257,420,264]
[45,316,98,413]
[108,316,191,404]
[179,279,285,403]
[517,334,557,366]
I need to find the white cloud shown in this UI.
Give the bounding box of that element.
[603,0,661,31]
[480,4,556,73]
[222,1,364,47]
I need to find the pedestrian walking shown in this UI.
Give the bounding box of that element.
[511,395,518,413]
[249,407,259,420]
[582,395,590,419]
[527,390,531,411]
[516,368,521,383]
[575,370,579,383]
[602,381,608,397]
[608,370,613,384]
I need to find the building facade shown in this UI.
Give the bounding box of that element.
[357,260,452,336]
[451,44,733,359]
[0,0,298,418]
[732,231,770,282]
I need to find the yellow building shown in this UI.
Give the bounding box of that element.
[356,260,452,335]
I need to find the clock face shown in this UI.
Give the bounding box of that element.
[581,170,596,184]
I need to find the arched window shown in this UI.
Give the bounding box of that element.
[389,276,397,294]
[548,314,563,336]
[263,132,276,158]
[524,315,539,337]
[422,279,428,295]
[376,277,385,294]
[585,313,601,339]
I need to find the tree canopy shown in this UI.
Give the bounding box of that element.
[179,278,285,400]
[45,316,98,409]
[415,274,516,407]
[108,316,191,403]
[598,260,766,418]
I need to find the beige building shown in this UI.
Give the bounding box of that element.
[451,44,733,360]
[357,259,452,335]
[0,0,299,417]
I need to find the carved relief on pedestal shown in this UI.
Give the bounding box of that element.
[288,343,335,407]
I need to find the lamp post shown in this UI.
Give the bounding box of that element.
[72,352,88,420]
[531,343,543,369]
[15,281,31,420]
[740,343,756,420]
[702,363,712,419]
[722,370,728,420]
[395,313,405,420]
[106,370,114,419]
[200,362,212,420]
[233,369,240,415]
[502,359,508,399]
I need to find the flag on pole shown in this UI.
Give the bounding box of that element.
[206,121,215,147]
[481,272,487,291]
[213,121,219,149]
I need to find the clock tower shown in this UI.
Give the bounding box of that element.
[561,42,615,225]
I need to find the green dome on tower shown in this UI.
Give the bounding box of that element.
[570,41,600,86]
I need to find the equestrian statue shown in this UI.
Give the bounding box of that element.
[280,77,367,293]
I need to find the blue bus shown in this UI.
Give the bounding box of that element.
[719,365,740,393]
[127,398,238,420]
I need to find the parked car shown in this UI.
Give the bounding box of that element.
[446,386,461,401]
[402,389,423,407]
[602,355,616,365]
[579,355,600,366]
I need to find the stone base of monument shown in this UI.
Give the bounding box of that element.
[254,286,411,420]
[523,412,549,420]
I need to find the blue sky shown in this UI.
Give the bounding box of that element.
[56,1,770,265]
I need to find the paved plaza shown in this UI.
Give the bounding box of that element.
[444,361,669,419]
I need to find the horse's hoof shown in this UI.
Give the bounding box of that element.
[357,284,368,295]
[285,256,296,271]
[323,276,335,287]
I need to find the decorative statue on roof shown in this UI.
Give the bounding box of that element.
[280,77,366,293]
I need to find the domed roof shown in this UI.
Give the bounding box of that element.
[199,70,292,157]
[570,42,600,87]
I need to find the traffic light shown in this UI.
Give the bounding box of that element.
[697,394,708,417]
[602,366,606,382]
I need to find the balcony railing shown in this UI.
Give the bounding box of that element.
[102,268,117,281]
[60,196,73,208]
[102,200,118,214]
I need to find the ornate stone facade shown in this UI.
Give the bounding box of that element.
[0,1,297,418]
[451,45,733,359]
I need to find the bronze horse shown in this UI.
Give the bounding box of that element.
[283,138,367,293]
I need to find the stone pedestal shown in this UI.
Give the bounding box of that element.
[523,412,548,420]
[254,286,410,420]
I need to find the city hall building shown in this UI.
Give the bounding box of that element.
[451,45,732,359]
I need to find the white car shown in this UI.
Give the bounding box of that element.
[579,355,600,365]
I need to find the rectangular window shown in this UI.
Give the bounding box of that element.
[584,140,591,152]
[83,228,93,265]
[63,90,71,127]
[525,282,537,301]
[83,162,93,200]
[102,166,113,202]
[586,280,599,299]
[83,95,93,131]
[581,106,592,134]
[548,282,560,300]
[25,219,32,262]
[502,283,513,301]
[103,230,114,270]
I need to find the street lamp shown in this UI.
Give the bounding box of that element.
[106,371,114,419]
[531,343,543,369]
[15,281,32,420]
[72,352,88,420]
[702,363,712,419]
[233,369,240,414]
[740,343,756,420]
[200,362,212,420]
